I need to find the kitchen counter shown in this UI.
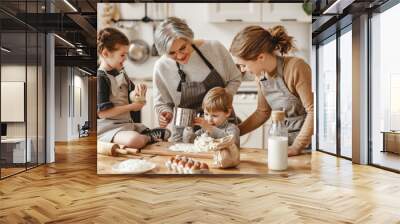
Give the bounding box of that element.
[97,142,311,175]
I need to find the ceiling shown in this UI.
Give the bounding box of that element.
[312,0,391,44]
[1,0,395,72]
[0,0,97,74]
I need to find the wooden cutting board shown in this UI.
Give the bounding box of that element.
[134,142,214,159]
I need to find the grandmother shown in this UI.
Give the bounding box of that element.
[152,17,242,142]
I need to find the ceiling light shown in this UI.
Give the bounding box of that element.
[1,47,11,53]
[54,34,75,48]
[323,0,355,15]
[63,0,78,12]
[78,67,93,76]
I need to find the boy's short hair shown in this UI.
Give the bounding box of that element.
[202,87,233,113]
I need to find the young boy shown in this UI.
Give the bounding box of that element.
[193,87,240,147]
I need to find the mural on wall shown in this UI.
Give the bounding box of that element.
[96,3,313,175]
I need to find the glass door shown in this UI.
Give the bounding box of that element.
[0,0,47,179]
[317,36,337,154]
[339,27,352,158]
[370,2,400,171]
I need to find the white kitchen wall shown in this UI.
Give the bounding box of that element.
[98,3,312,80]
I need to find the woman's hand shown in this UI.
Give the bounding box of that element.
[193,117,212,132]
[159,111,173,128]
[129,102,145,112]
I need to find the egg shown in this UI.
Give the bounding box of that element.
[193,163,201,170]
[183,162,193,174]
[178,160,186,167]
[173,158,181,165]
[172,159,180,171]
[186,160,194,167]
[185,162,193,169]
[165,161,172,170]
[190,163,201,174]
[200,163,209,170]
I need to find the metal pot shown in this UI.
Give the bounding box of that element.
[173,107,197,127]
[128,39,150,64]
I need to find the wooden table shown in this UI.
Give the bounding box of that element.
[381,131,400,154]
[97,142,311,175]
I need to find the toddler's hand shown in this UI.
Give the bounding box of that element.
[193,117,211,130]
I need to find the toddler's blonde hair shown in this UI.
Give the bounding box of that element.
[202,87,233,113]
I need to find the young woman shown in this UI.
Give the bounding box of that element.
[230,25,314,156]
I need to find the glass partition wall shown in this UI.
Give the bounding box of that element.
[370,2,400,171]
[0,1,46,179]
[315,26,353,159]
[317,36,337,155]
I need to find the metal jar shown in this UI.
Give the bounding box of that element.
[173,107,196,127]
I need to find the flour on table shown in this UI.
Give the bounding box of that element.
[169,133,215,153]
[194,133,215,152]
[112,159,155,173]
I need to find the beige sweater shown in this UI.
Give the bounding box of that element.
[239,56,314,150]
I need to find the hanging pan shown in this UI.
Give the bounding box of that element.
[128,39,150,64]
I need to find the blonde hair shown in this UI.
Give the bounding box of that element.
[202,87,233,113]
[230,25,295,60]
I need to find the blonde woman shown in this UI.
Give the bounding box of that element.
[230,25,313,156]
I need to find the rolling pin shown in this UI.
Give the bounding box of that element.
[139,147,213,159]
[97,141,128,156]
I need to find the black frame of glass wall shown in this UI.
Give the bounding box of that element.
[367,0,400,173]
[315,23,352,160]
[0,0,47,179]
[314,0,400,173]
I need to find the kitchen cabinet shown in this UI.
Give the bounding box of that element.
[207,3,262,23]
[262,3,311,23]
[207,3,310,23]
[117,3,171,21]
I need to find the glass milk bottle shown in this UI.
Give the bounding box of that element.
[267,111,288,171]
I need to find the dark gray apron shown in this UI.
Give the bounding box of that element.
[97,69,147,142]
[259,56,307,145]
[171,44,233,142]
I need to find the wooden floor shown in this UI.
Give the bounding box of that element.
[1,136,400,224]
[372,150,400,171]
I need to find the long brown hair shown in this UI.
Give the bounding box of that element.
[230,25,294,60]
[97,27,129,54]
